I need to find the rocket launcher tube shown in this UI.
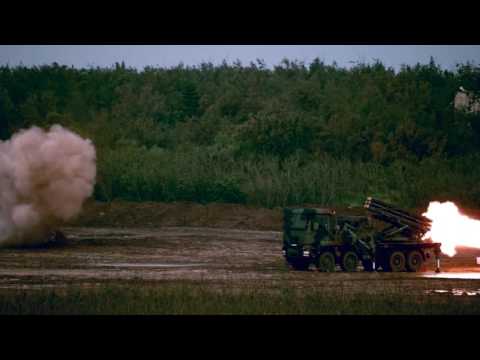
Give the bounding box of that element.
[365,198,432,225]
[365,199,432,227]
[367,206,431,234]
[364,198,431,235]
[364,198,431,224]
[366,203,432,229]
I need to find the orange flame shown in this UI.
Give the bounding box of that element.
[422,201,480,257]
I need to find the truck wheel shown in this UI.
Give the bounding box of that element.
[389,251,406,272]
[406,250,423,272]
[341,251,359,272]
[316,252,336,272]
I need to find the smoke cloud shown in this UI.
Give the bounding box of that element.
[0,125,96,247]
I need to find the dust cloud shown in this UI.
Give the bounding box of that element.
[0,125,96,247]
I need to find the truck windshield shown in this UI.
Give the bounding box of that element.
[286,214,307,231]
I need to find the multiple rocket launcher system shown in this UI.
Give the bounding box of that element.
[283,197,442,272]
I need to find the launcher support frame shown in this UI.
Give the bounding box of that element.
[434,247,441,273]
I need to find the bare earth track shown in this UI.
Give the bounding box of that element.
[1,225,480,299]
[2,201,480,315]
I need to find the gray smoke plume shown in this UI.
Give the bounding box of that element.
[0,125,96,247]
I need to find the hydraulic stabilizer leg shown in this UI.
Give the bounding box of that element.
[434,248,441,273]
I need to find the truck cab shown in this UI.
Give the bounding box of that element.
[282,208,337,270]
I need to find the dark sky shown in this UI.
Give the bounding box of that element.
[0,45,479,71]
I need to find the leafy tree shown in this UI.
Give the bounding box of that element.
[1,59,480,207]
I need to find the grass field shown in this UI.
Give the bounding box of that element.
[2,283,480,315]
[2,204,480,316]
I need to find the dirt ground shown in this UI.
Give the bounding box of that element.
[1,201,480,300]
[0,200,480,299]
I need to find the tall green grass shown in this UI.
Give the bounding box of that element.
[93,144,480,209]
[1,284,479,315]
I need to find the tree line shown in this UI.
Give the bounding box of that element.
[1,58,480,209]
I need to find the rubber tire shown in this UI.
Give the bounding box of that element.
[406,250,423,272]
[389,251,406,272]
[341,251,359,272]
[316,252,336,272]
[288,259,310,271]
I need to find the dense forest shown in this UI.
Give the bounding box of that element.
[1,58,480,209]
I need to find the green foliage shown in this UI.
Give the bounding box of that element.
[179,80,200,117]
[0,86,16,139]
[2,283,480,315]
[237,110,316,158]
[1,60,480,208]
[95,144,247,204]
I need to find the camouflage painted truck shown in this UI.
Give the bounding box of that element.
[282,197,442,272]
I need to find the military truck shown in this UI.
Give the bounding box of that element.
[282,197,442,272]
